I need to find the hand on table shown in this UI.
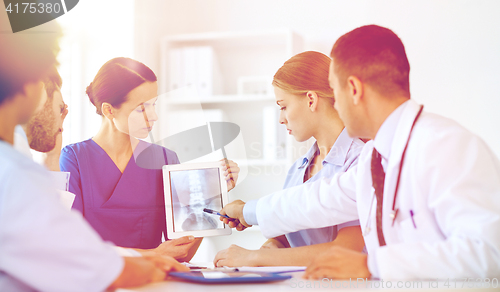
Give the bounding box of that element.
[220,159,240,192]
[136,236,201,262]
[108,255,189,289]
[156,236,203,262]
[219,199,251,231]
[144,254,190,277]
[304,246,371,280]
[213,244,258,267]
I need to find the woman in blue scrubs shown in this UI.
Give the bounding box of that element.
[61,58,239,260]
[214,51,365,267]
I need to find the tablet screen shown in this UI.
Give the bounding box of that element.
[169,168,225,232]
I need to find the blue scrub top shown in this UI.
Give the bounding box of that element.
[60,139,179,249]
[284,129,364,248]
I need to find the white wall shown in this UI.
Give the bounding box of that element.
[134,0,500,159]
[57,0,135,146]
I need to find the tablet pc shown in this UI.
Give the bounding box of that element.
[169,271,292,284]
[163,162,231,239]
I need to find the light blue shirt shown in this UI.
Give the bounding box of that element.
[244,128,364,247]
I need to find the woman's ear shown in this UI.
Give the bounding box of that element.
[306,91,319,112]
[101,102,114,119]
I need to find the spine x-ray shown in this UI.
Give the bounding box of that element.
[170,168,224,232]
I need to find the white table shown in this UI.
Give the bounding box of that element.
[119,271,499,292]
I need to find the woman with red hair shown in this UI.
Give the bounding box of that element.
[214,51,364,267]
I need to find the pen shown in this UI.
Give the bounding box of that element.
[214,267,239,272]
[273,269,306,274]
[189,267,240,272]
[410,210,417,228]
[203,208,230,219]
[188,266,208,270]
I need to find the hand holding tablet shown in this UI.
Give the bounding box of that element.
[219,159,240,192]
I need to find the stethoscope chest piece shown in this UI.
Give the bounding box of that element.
[390,208,399,226]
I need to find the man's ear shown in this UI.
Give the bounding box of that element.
[306,91,319,112]
[347,76,364,106]
[101,102,114,119]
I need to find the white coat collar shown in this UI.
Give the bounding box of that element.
[386,99,423,174]
[373,101,409,169]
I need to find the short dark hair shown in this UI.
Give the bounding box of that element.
[330,25,410,96]
[43,66,62,102]
[0,18,62,105]
[86,57,157,115]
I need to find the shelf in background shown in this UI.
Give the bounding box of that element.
[165,94,275,105]
[161,29,298,48]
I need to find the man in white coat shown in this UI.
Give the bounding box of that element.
[219,25,500,280]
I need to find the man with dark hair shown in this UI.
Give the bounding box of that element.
[0,15,187,291]
[219,25,500,279]
[331,25,410,96]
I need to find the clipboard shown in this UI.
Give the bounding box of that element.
[169,271,292,283]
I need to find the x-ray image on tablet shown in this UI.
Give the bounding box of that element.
[163,162,231,238]
[170,168,223,231]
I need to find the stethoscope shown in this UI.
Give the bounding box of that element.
[364,105,424,236]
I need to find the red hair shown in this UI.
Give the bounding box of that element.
[272,51,335,104]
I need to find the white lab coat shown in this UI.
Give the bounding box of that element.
[0,141,124,292]
[254,99,500,279]
[12,126,140,259]
[13,126,77,209]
